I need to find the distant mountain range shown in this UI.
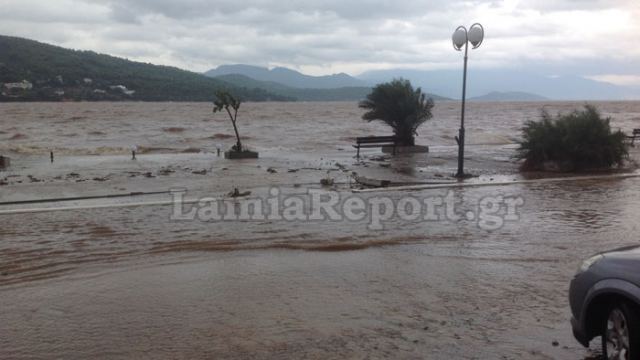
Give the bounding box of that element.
[357,69,639,101]
[207,64,639,101]
[206,64,368,89]
[205,65,451,101]
[468,91,548,102]
[0,35,288,102]
[212,74,372,101]
[3,34,637,103]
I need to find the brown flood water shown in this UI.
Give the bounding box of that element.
[1,101,640,359]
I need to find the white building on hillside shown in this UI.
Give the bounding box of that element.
[3,80,33,90]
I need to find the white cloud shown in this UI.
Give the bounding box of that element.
[0,0,638,77]
[585,74,640,86]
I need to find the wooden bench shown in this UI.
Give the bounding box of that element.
[629,129,640,146]
[0,156,9,169]
[353,136,399,158]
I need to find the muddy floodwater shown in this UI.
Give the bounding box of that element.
[1,101,640,359]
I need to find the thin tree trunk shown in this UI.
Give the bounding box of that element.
[226,107,242,152]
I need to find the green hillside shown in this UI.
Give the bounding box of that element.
[214,74,372,101]
[0,35,288,102]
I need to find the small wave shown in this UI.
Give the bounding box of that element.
[9,133,28,140]
[163,127,186,133]
[4,145,130,155]
[149,235,448,254]
[209,133,235,140]
[207,133,253,140]
[87,146,131,155]
[468,134,516,146]
[0,250,140,287]
[137,146,180,154]
[339,136,356,142]
[38,114,60,119]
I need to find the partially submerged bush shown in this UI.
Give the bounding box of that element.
[516,105,628,171]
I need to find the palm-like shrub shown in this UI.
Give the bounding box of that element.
[516,105,628,171]
[359,79,434,146]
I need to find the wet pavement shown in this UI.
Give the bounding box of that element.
[2,174,640,358]
[1,101,640,358]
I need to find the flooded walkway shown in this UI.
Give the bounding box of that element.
[2,175,639,358]
[1,101,639,358]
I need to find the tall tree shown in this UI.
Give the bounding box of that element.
[359,79,434,146]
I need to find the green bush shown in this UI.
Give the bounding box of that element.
[359,78,434,146]
[516,105,628,171]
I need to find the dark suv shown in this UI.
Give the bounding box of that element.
[570,245,640,359]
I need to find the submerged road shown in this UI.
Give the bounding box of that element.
[1,176,639,359]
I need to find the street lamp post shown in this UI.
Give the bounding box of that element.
[452,23,484,178]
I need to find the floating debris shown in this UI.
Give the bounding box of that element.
[320,171,335,187]
[369,156,387,162]
[228,187,251,197]
[355,176,390,188]
[158,168,175,176]
[320,178,334,186]
[27,175,42,183]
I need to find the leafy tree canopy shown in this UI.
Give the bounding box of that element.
[359,78,434,145]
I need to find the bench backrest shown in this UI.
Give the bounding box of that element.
[356,136,398,144]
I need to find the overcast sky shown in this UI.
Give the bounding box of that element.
[1,0,639,85]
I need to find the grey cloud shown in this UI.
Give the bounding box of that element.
[102,0,466,22]
[109,3,141,24]
[2,0,109,24]
[0,0,638,79]
[518,0,634,11]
